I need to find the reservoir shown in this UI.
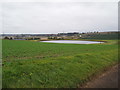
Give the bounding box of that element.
[41,40,103,44]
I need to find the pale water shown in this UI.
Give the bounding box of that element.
[41,40,104,44]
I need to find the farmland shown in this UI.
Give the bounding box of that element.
[81,32,119,40]
[2,40,118,88]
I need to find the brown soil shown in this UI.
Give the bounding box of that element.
[81,64,119,88]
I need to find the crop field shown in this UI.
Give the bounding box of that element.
[2,40,118,88]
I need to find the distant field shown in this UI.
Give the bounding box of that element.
[2,40,118,88]
[81,33,119,40]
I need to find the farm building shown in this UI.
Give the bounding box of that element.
[40,37,48,41]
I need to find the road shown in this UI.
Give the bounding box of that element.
[81,64,119,88]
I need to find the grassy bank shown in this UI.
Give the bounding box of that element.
[2,40,118,88]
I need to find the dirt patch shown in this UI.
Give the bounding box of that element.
[80,64,119,88]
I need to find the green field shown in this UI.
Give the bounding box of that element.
[81,33,119,40]
[2,40,118,88]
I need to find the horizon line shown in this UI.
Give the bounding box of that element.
[0,30,119,34]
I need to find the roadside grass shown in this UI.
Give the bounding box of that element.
[2,40,118,88]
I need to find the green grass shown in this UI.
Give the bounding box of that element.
[2,40,119,88]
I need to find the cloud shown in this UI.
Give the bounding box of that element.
[2,2,118,33]
[0,3,3,33]
[0,0,119,2]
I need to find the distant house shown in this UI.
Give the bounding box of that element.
[79,35,82,38]
[40,37,48,41]
[56,37,63,40]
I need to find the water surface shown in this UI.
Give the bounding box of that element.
[41,40,103,44]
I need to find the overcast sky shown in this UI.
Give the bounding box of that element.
[0,0,118,34]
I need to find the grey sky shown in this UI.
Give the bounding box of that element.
[0,0,118,34]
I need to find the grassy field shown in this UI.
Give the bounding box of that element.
[2,40,118,88]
